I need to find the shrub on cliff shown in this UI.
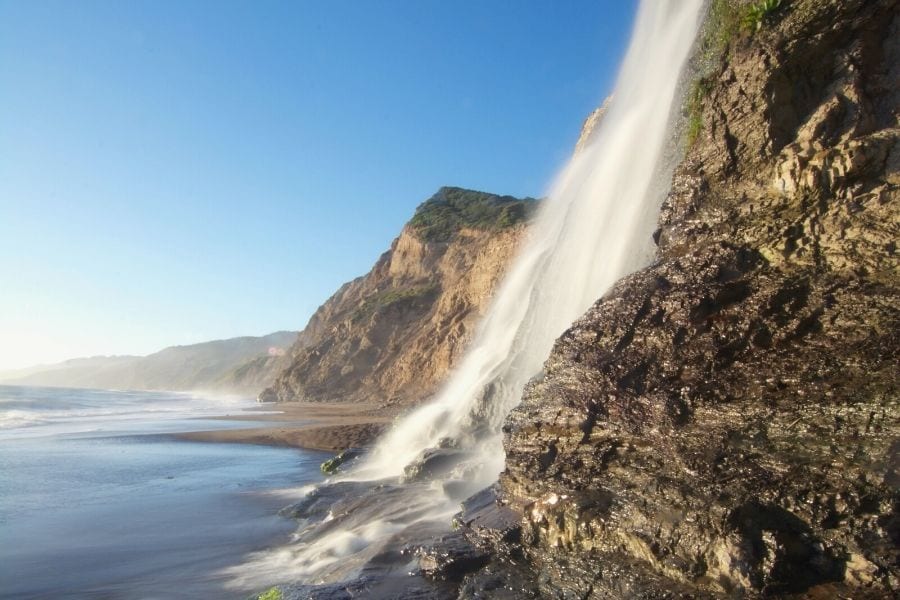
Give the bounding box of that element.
[350,284,439,322]
[743,0,784,32]
[409,186,537,242]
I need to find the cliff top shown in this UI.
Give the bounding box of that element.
[408,186,538,242]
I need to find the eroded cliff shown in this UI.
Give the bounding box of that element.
[264,187,536,408]
[457,0,899,597]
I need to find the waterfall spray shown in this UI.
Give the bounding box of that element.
[227,0,706,589]
[357,0,706,489]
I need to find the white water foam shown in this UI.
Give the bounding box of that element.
[0,385,267,439]
[226,0,706,589]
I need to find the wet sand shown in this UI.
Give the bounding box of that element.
[176,402,395,452]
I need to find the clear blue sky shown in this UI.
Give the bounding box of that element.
[0,0,637,370]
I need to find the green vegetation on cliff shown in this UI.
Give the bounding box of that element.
[684,0,742,148]
[266,185,530,407]
[409,186,537,242]
[743,0,784,32]
[684,0,789,148]
[685,77,713,147]
[351,284,439,321]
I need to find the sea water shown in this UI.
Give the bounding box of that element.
[0,385,326,599]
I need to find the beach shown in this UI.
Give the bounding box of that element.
[176,401,395,452]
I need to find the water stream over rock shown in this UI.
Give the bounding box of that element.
[226,1,707,594]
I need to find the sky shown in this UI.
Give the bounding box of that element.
[0,0,638,371]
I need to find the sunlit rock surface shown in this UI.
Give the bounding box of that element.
[459,0,899,597]
[265,187,536,410]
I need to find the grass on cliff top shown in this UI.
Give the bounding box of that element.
[409,186,538,242]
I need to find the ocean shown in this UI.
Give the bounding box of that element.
[0,385,326,599]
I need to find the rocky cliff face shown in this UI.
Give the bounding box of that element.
[458,0,899,597]
[574,97,611,155]
[264,187,536,408]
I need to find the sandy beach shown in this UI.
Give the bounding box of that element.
[176,402,396,452]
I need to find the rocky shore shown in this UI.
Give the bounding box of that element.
[221,2,898,598]
[448,0,899,597]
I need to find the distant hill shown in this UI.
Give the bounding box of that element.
[0,331,298,396]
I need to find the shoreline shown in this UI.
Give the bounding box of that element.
[175,402,394,453]
[1,387,329,599]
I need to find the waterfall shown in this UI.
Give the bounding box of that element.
[358,0,706,488]
[226,0,706,589]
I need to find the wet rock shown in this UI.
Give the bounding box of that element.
[256,387,278,403]
[417,532,490,581]
[466,0,900,597]
[320,447,365,475]
[284,573,456,600]
[278,481,372,520]
[453,485,521,549]
[457,563,541,599]
[402,448,468,482]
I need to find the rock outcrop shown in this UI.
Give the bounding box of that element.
[574,97,611,155]
[265,187,537,408]
[458,0,899,597]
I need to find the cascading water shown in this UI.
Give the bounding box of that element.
[358,0,705,495]
[227,0,706,591]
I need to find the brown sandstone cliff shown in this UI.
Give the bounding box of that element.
[264,187,536,409]
[456,0,899,597]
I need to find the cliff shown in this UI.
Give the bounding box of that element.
[456,0,899,597]
[264,187,537,408]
